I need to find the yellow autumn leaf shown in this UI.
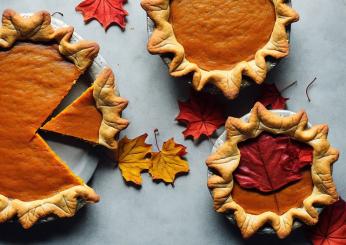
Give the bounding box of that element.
[149,138,189,184]
[116,134,152,185]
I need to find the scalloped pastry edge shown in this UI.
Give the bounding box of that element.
[0,185,99,229]
[141,0,299,99]
[93,67,129,149]
[0,9,99,71]
[206,102,339,238]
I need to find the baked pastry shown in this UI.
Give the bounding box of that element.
[0,9,127,228]
[206,103,339,238]
[42,68,129,149]
[141,0,299,99]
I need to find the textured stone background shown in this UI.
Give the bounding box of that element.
[0,0,345,244]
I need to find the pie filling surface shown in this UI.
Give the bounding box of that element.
[231,133,314,215]
[0,42,83,202]
[42,86,102,144]
[170,0,276,71]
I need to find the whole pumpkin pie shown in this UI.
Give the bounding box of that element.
[141,0,299,99]
[206,103,339,238]
[0,9,128,228]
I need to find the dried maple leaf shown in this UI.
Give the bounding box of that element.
[76,0,128,30]
[149,138,189,184]
[309,198,346,245]
[116,134,152,185]
[234,132,313,192]
[176,92,225,140]
[258,83,288,109]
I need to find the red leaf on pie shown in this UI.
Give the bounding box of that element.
[76,0,128,30]
[176,92,226,140]
[309,198,346,245]
[258,84,288,109]
[234,133,313,192]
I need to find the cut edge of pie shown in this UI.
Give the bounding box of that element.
[42,67,130,149]
[0,9,103,228]
[141,0,299,99]
[206,102,339,238]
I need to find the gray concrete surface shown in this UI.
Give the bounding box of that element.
[0,0,345,244]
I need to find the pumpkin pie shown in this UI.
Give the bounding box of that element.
[141,0,299,99]
[42,67,129,149]
[0,9,127,228]
[206,103,339,238]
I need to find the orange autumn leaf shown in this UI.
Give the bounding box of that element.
[149,138,189,184]
[116,134,152,185]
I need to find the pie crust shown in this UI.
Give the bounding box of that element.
[141,0,299,99]
[206,103,339,238]
[0,9,124,228]
[42,67,129,149]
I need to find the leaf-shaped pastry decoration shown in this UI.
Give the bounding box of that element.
[76,0,128,30]
[309,198,346,245]
[258,84,288,109]
[176,92,225,140]
[116,134,152,185]
[149,139,189,184]
[206,103,339,238]
[234,132,313,192]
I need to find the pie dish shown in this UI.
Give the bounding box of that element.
[141,0,299,99]
[206,103,339,238]
[0,9,128,228]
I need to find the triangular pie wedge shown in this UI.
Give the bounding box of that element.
[42,68,129,149]
[0,9,127,228]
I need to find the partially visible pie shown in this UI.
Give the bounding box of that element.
[0,9,128,228]
[141,0,299,99]
[206,103,339,238]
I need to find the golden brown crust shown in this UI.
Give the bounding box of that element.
[141,0,299,99]
[0,185,99,229]
[206,103,339,238]
[93,67,130,149]
[0,9,101,228]
[0,9,99,71]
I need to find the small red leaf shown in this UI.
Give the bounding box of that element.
[76,0,128,30]
[234,133,313,192]
[176,92,226,140]
[258,84,288,109]
[310,198,346,245]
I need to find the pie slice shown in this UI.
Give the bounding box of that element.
[206,103,340,238]
[42,68,129,149]
[0,9,127,228]
[141,0,299,99]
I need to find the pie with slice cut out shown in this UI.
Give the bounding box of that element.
[0,9,128,228]
[141,0,299,99]
[206,103,339,238]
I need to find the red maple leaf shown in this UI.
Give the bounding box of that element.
[234,133,313,192]
[258,84,288,109]
[309,198,346,245]
[76,0,128,30]
[176,92,226,140]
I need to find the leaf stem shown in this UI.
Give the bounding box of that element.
[306,77,317,102]
[280,80,298,93]
[154,128,160,152]
[51,12,64,17]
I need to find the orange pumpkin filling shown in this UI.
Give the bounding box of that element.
[0,42,83,201]
[42,86,103,144]
[232,169,313,215]
[170,0,276,71]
